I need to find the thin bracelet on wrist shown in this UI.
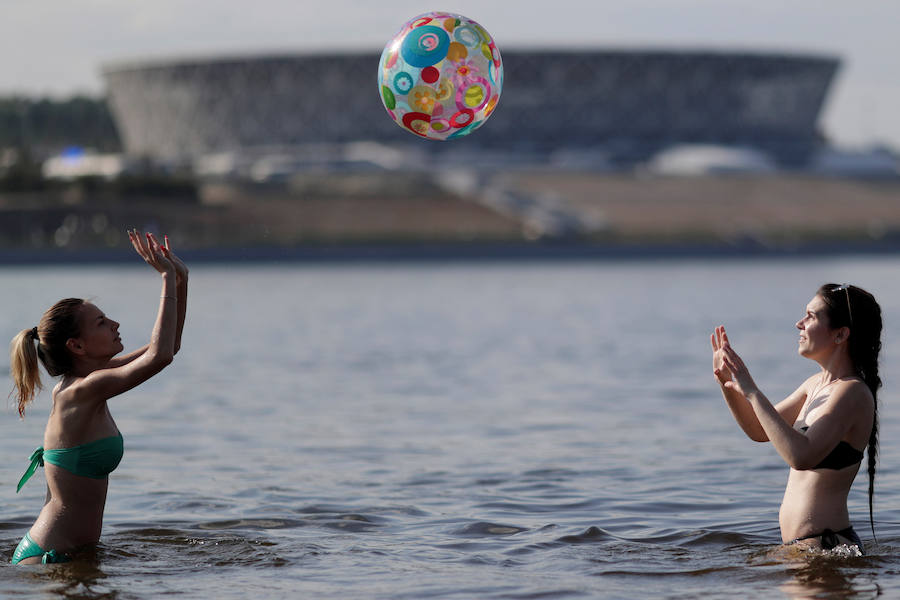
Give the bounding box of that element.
[161,295,176,300]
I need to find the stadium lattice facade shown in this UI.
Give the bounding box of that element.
[103,49,838,169]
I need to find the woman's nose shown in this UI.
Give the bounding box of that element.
[795,319,803,330]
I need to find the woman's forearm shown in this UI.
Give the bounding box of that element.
[746,390,810,468]
[108,344,149,368]
[174,277,187,354]
[148,273,178,363]
[720,381,768,442]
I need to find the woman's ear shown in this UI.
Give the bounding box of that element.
[65,337,85,356]
[835,326,851,344]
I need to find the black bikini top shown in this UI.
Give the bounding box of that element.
[799,427,864,470]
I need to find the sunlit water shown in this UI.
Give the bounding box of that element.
[2,256,900,599]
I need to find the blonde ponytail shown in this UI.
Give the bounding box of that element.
[8,298,85,418]
[10,327,42,417]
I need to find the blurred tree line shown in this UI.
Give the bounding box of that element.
[0,96,200,199]
[0,95,119,192]
[0,95,121,155]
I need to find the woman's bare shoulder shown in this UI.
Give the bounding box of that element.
[832,377,874,404]
[51,375,102,411]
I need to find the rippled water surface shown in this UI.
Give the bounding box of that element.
[2,256,900,599]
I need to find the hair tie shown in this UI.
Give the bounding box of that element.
[30,326,38,341]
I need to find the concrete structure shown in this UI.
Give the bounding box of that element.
[103,49,839,169]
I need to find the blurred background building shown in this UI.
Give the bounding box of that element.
[2,47,900,256]
[101,49,848,177]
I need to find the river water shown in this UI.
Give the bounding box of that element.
[1,256,899,599]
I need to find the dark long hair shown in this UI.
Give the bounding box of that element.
[818,284,882,540]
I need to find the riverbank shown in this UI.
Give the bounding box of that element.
[1,171,898,263]
[4,238,900,265]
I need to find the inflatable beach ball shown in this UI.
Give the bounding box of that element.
[378,12,503,140]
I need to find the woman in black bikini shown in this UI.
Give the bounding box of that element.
[711,284,882,553]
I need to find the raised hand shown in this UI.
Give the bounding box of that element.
[128,229,174,275]
[161,235,188,285]
[713,327,759,397]
[710,325,733,384]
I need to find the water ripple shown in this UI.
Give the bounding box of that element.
[453,522,530,537]
[3,260,900,599]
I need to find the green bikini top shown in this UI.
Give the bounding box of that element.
[16,433,124,493]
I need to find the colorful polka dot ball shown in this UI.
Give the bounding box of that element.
[378,12,503,140]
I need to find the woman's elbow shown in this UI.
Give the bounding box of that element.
[147,350,174,368]
[786,454,815,471]
[747,429,769,443]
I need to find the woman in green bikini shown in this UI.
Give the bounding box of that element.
[9,230,188,564]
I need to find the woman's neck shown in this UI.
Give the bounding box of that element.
[814,344,855,383]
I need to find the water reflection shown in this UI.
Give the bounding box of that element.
[20,547,116,600]
[777,549,881,599]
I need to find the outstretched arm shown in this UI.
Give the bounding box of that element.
[719,335,859,470]
[68,231,179,404]
[106,236,188,365]
[712,326,807,442]
[164,235,188,354]
[712,326,768,441]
